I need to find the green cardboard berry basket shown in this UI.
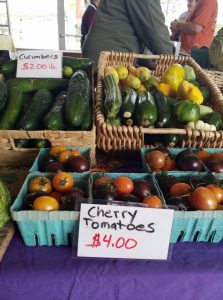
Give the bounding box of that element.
[10,172,91,246]
[154,171,223,243]
[29,147,91,173]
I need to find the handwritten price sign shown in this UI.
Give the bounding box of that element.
[77,204,174,260]
[16,50,62,78]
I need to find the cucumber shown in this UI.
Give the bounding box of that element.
[65,70,90,127]
[121,88,137,126]
[0,87,24,129]
[44,91,67,130]
[135,91,157,127]
[151,87,171,128]
[63,56,93,71]
[79,106,92,130]
[0,80,8,112]
[0,59,17,77]
[104,73,122,119]
[17,89,54,130]
[6,78,69,93]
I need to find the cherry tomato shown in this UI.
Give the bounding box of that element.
[114,176,134,195]
[170,182,191,197]
[162,156,176,171]
[50,145,66,158]
[58,150,71,164]
[207,153,223,163]
[194,149,209,162]
[33,196,59,211]
[189,187,218,210]
[52,172,74,192]
[94,176,114,187]
[143,195,163,208]
[146,151,166,170]
[70,149,81,157]
[206,184,223,204]
[28,176,52,194]
[50,191,63,202]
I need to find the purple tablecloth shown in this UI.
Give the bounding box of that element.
[1,232,223,300]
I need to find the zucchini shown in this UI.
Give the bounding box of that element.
[17,89,54,130]
[65,70,90,127]
[151,87,171,128]
[0,80,8,112]
[203,112,223,130]
[0,87,24,129]
[63,56,93,71]
[104,73,122,119]
[33,139,50,148]
[79,106,92,130]
[44,91,67,130]
[6,78,69,93]
[0,180,11,228]
[0,59,17,77]
[135,91,157,127]
[121,88,137,126]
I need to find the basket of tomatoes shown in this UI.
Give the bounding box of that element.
[155,171,223,243]
[29,145,91,173]
[10,171,91,246]
[91,173,164,209]
[141,146,208,173]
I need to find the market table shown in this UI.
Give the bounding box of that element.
[1,230,223,300]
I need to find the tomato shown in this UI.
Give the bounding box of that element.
[52,172,74,192]
[33,196,59,211]
[189,187,218,210]
[146,151,166,170]
[50,145,66,158]
[194,149,209,162]
[170,182,191,197]
[28,176,52,194]
[114,176,134,195]
[162,156,176,171]
[143,195,163,208]
[94,176,114,187]
[206,184,223,204]
[58,150,71,164]
[207,153,223,163]
[70,149,81,157]
[50,191,63,202]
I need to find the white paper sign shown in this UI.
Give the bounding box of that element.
[16,50,62,78]
[77,204,174,260]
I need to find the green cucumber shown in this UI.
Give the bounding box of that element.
[104,73,122,119]
[0,80,8,112]
[79,106,92,130]
[65,70,90,127]
[6,78,69,93]
[0,59,17,77]
[44,91,67,130]
[63,56,93,71]
[121,88,137,126]
[151,87,171,128]
[0,87,24,129]
[135,91,157,127]
[17,89,54,130]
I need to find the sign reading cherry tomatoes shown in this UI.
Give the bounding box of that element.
[77,204,174,260]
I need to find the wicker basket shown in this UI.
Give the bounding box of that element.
[95,52,223,151]
[205,69,223,94]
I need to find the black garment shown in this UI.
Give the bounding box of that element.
[81,3,97,48]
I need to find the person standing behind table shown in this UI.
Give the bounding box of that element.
[170,0,218,55]
[81,0,100,49]
[171,0,198,41]
[82,0,174,67]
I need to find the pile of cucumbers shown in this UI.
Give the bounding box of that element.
[0,56,93,147]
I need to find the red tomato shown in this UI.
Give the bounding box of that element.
[189,187,218,210]
[206,184,223,204]
[146,151,166,170]
[143,195,163,208]
[114,176,134,195]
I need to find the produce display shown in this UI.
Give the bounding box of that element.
[37,145,90,173]
[0,56,93,148]
[103,63,223,133]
